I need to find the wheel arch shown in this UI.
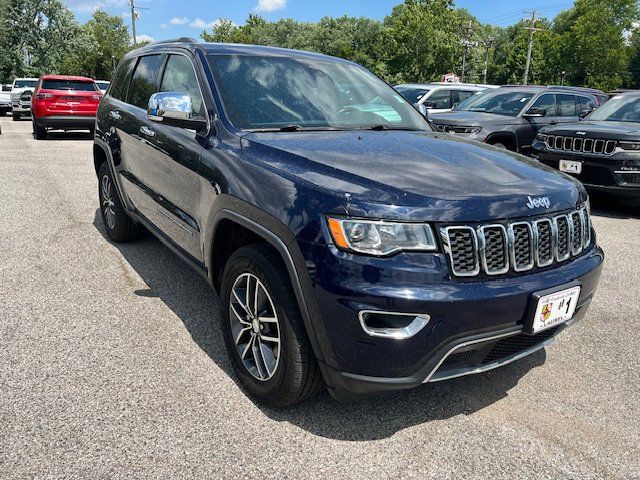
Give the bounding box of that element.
[484,131,519,151]
[207,207,328,366]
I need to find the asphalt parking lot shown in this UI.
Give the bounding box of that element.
[0,115,639,479]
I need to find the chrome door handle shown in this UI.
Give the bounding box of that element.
[109,110,121,120]
[140,125,155,137]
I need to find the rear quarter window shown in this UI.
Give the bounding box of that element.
[110,58,134,101]
[127,55,163,109]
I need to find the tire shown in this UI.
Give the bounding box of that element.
[12,112,20,121]
[32,119,46,140]
[97,161,144,242]
[220,245,324,407]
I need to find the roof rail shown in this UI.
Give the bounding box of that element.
[152,37,198,45]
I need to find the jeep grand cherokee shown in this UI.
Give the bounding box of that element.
[94,39,604,406]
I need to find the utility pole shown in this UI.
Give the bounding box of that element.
[523,10,542,85]
[129,0,137,46]
[460,23,476,83]
[482,36,495,84]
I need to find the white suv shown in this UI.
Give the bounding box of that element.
[10,78,38,120]
[394,82,496,114]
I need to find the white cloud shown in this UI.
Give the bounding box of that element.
[188,18,225,29]
[136,34,155,43]
[254,0,286,12]
[169,16,189,25]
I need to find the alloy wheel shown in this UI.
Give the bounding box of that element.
[101,174,116,230]
[229,273,281,381]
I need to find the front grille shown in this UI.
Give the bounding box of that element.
[441,350,475,367]
[481,326,560,364]
[443,206,591,277]
[546,135,616,155]
[616,172,640,185]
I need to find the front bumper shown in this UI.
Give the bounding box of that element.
[533,141,640,203]
[300,239,603,400]
[11,101,31,113]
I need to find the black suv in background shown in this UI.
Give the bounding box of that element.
[94,40,603,406]
[533,91,640,205]
[429,86,599,155]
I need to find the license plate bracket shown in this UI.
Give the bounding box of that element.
[524,283,581,334]
[559,159,582,174]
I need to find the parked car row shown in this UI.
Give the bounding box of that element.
[0,76,110,137]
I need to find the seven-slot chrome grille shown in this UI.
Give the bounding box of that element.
[545,135,617,155]
[442,206,591,277]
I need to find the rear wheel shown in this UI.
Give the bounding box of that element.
[97,161,144,242]
[32,119,46,140]
[220,245,324,407]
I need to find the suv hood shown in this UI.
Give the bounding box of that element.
[242,130,584,222]
[543,120,640,140]
[429,111,526,127]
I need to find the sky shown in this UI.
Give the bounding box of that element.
[62,0,576,43]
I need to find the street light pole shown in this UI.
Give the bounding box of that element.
[460,23,475,83]
[483,36,495,84]
[523,10,541,85]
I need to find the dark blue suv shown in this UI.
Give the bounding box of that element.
[94,40,604,405]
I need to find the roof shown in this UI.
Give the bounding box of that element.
[395,82,490,89]
[40,75,95,82]
[126,40,356,66]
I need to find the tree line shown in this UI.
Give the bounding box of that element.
[1,0,639,92]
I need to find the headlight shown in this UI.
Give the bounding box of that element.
[536,133,548,142]
[619,141,640,150]
[327,217,437,255]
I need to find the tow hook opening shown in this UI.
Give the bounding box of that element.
[359,310,430,340]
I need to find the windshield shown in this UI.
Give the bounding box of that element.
[96,81,110,90]
[587,95,640,122]
[394,86,431,104]
[454,89,535,116]
[14,80,37,89]
[207,54,430,131]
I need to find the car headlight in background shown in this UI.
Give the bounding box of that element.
[619,141,640,151]
[327,217,437,255]
[536,133,548,142]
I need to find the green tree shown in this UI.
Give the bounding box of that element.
[61,10,130,80]
[553,0,638,90]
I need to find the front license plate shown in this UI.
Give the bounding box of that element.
[532,286,581,333]
[559,159,582,174]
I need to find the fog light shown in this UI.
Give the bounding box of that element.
[359,310,430,340]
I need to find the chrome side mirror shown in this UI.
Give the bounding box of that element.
[417,103,429,119]
[148,92,192,121]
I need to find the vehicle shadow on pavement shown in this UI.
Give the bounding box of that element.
[93,210,546,441]
[43,131,94,141]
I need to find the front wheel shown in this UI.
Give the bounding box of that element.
[220,245,324,407]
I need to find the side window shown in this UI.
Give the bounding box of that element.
[530,94,556,116]
[579,96,597,112]
[457,90,476,103]
[427,89,451,109]
[127,55,163,109]
[109,58,133,101]
[159,54,205,119]
[557,94,577,117]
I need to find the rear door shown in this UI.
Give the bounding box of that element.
[555,93,581,125]
[113,54,165,224]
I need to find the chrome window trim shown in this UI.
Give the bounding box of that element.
[442,226,480,277]
[508,221,535,272]
[477,224,509,275]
